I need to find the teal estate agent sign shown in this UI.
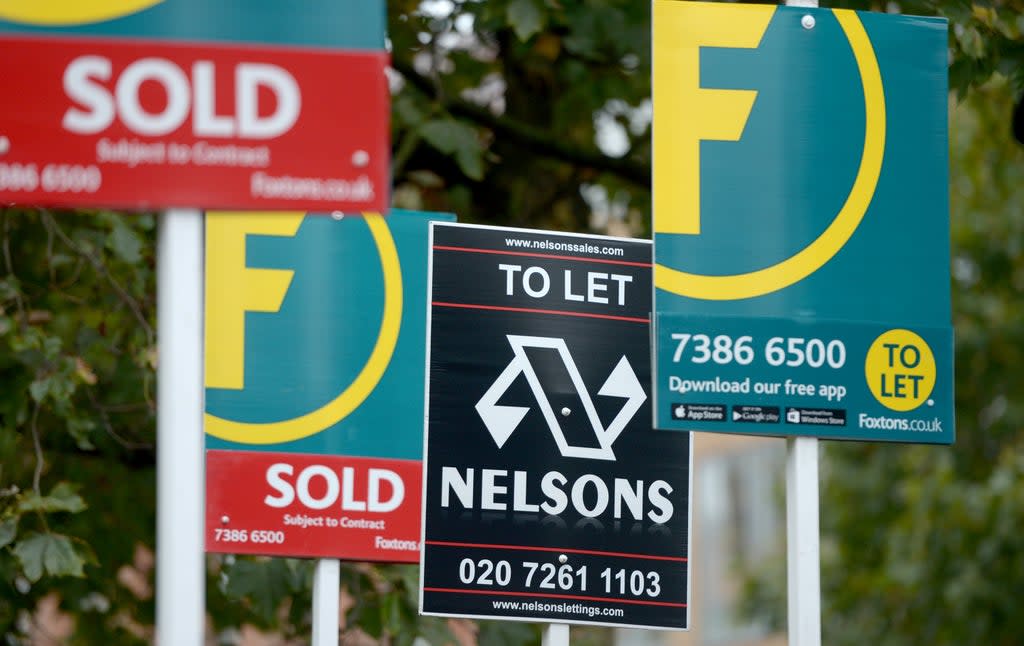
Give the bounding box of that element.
[204,210,453,455]
[0,0,383,49]
[204,210,454,561]
[651,1,953,443]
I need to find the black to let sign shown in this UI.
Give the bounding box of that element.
[419,223,691,631]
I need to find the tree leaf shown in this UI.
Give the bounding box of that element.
[418,119,465,155]
[507,0,544,41]
[107,221,143,264]
[477,619,541,645]
[0,516,17,549]
[357,595,384,638]
[224,558,297,623]
[455,146,485,181]
[416,617,457,645]
[29,377,51,403]
[419,119,485,180]
[956,25,986,59]
[0,277,21,302]
[66,416,96,451]
[42,334,62,358]
[13,532,86,582]
[17,482,87,514]
[74,357,98,385]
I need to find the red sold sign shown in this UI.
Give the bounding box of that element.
[206,450,422,561]
[0,35,388,211]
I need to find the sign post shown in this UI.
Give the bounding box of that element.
[543,623,570,646]
[786,434,820,646]
[652,2,950,645]
[780,3,822,644]
[420,223,691,633]
[156,208,205,644]
[312,558,341,646]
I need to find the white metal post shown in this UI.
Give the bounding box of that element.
[782,0,822,641]
[312,558,341,646]
[786,437,821,646]
[156,208,206,645]
[542,623,570,646]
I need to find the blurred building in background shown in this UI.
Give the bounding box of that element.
[617,433,786,646]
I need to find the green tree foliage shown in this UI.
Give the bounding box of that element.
[741,77,1024,645]
[0,211,157,641]
[815,77,1024,646]
[1,0,1022,642]
[389,0,652,230]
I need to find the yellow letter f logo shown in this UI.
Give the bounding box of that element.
[653,2,774,235]
[205,212,304,390]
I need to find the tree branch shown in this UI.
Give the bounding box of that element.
[31,402,43,494]
[391,57,652,188]
[41,212,155,346]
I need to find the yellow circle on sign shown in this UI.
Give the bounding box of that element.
[0,0,162,26]
[864,329,935,412]
[654,9,886,301]
[205,213,402,444]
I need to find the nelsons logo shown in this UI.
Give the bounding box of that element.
[438,336,674,523]
[475,335,646,461]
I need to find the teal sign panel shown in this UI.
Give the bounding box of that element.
[0,0,383,49]
[652,2,953,443]
[203,210,451,562]
[205,209,454,459]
